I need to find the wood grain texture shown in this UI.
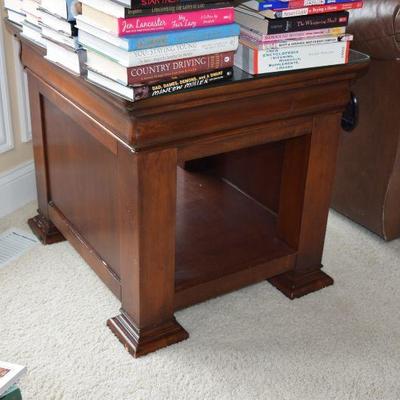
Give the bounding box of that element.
[8,19,369,357]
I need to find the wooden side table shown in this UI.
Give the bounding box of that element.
[6,20,369,357]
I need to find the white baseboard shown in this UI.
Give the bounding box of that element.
[0,160,37,218]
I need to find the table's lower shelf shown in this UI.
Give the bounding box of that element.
[47,165,296,310]
[174,167,296,309]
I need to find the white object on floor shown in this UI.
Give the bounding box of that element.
[0,228,38,269]
[0,361,27,396]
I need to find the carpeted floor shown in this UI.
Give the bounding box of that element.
[0,202,399,400]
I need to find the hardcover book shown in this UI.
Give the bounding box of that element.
[81,4,235,36]
[77,17,240,51]
[260,1,363,18]
[239,26,346,43]
[244,0,360,11]
[234,40,350,74]
[234,8,349,34]
[112,0,231,9]
[239,33,353,50]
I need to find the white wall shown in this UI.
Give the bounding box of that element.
[0,13,36,217]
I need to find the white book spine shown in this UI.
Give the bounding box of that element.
[125,36,238,67]
[239,26,347,43]
[234,41,350,75]
[240,34,353,51]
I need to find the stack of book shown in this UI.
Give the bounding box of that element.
[234,0,363,74]
[0,362,26,400]
[38,0,83,75]
[20,0,46,47]
[76,0,240,100]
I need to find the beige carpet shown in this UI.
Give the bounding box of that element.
[0,202,399,400]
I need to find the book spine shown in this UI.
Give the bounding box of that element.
[0,386,22,400]
[127,51,234,84]
[129,0,231,8]
[239,34,352,50]
[267,11,349,34]
[240,26,346,43]
[257,0,360,10]
[117,7,235,36]
[65,0,80,22]
[234,40,350,74]
[133,68,233,100]
[125,2,231,17]
[125,23,240,51]
[246,1,289,11]
[129,36,238,66]
[275,2,363,18]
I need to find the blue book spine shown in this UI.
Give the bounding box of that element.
[122,23,240,51]
[258,0,359,11]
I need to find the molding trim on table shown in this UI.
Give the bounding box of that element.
[0,160,37,218]
[0,24,14,154]
[12,37,32,143]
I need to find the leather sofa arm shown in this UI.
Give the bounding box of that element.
[348,0,400,60]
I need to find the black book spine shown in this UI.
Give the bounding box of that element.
[124,1,230,17]
[128,0,229,10]
[267,11,349,34]
[133,68,233,100]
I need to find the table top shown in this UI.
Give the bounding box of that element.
[6,18,370,149]
[6,19,369,110]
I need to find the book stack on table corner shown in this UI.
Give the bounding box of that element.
[76,0,239,101]
[234,0,364,74]
[4,0,83,75]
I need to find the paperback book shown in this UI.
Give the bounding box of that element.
[86,68,233,101]
[87,51,234,85]
[82,35,239,67]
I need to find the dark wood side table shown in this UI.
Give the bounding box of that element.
[6,20,369,357]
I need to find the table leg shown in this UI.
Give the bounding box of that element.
[26,74,64,245]
[271,113,342,299]
[108,145,188,357]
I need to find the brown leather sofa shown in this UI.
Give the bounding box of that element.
[332,0,400,240]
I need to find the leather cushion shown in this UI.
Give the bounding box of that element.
[348,0,400,60]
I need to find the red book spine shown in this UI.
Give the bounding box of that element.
[127,51,234,85]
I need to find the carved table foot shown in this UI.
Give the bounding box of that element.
[268,266,334,300]
[28,213,65,245]
[107,311,189,358]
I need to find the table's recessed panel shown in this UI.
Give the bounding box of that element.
[43,97,121,279]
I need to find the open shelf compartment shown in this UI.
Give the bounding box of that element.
[174,166,296,309]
